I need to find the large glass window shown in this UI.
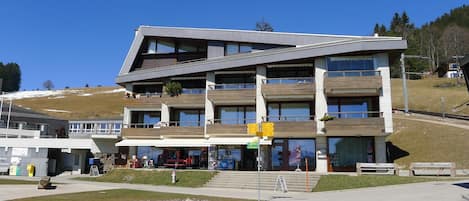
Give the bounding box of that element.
[131,111,161,128]
[176,80,206,94]
[327,56,375,77]
[215,74,256,89]
[225,43,252,55]
[272,139,316,171]
[172,109,204,127]
[328,137,375,172]
[217,146,242,170]
[156,40,175,54]
[216,106,255,124]
[268,102,313,121]
[147,39,157,54]
[327,97,379,118]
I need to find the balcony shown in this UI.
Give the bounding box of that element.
[161,88,206,107]
[265,115,316,138]
[206,118,255,137]
[125,93,163,109]
[324,111,385,136]
[122,122,204,139]
[207,84,256,105]
[324,70,382,96]
[262,77,315,101]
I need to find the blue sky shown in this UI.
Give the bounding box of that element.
[0,0,466,90]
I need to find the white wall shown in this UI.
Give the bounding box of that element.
[256,65,267,123]
[314,57,327,135]
[375,53,393,133]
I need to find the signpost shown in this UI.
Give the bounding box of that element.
[246,122,274,201]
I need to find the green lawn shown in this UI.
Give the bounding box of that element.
[12,189,252,201]
[75,169,217,187]
[313,175,444,192]
[0,178,37,185]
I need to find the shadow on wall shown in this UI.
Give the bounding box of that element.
[386,141,410,163]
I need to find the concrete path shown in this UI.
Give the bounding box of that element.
[394,113,469,130]
[1,176,469,201]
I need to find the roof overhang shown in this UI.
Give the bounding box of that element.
[116,39,407,84]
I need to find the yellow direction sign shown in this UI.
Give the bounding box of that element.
[261,122,274,137]
[247,123,258,135]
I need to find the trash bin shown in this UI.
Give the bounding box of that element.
[27,164,35,177]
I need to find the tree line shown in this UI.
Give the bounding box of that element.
[0,62,21,92]
[374,5,469,78]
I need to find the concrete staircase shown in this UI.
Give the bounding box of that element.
[204,171,322,192]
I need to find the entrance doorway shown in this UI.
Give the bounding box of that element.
[271,139,316,171]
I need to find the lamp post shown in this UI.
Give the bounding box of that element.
[400,54,431,114]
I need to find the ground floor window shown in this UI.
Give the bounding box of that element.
[271,138,316,171]
[136,147,208,169]
[328,137,375,172]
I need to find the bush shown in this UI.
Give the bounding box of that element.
[164,82,182,96]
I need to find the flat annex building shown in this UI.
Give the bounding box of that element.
[115,26,407,172]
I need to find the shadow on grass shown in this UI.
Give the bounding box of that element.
[386,141,409,162]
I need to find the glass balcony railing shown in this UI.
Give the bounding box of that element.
[263,77,314,84]
[168,121,204,127]
[327,111,382,119]
[325,70,380,77]
[211,118,256,125]
[210,83,256,90]
[181,88,206,94]
[266,115,314,122]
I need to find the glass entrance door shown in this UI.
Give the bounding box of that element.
[271,139,316,171]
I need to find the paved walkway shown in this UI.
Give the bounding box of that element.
[0,176,468,201]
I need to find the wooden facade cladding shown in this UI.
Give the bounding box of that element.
[207,89,256,105]
[161,94,205,107]
[206,124,250,137]
[324,117,385,136]
[122,127,204,139]
[324,76,382,96]
[261,83,315,100]
[125,96,162,109]
[271,121,317,138]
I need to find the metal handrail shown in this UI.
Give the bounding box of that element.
[327,111,382,118]
[209,83,256,90]
[211,118,256,125]
[127,123,159,128]
[181,88,206,94]
[263,77,314,84]
[265,115,315,122]
[324,70,381,77]
[167,121,204,127]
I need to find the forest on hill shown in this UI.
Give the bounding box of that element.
[374,5,469,78]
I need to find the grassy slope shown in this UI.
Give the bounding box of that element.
[0,178,37,184]
[13,189,252,201]
[312,175,440,192]
[14,87,131,120]
[75,169,217,187]
[392,78,469,115]
[389,118,469,169]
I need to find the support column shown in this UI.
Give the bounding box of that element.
[205,72,215,137]
[375,53,393,133]
[315,136,328,173]
[256,66,267,123]
[374,136,387,163]
[315,58,327,134]
[161,103,170,124]
[123,107,131,128]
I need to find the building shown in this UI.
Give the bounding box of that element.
[115,26,407,172]
[445,63,461,78]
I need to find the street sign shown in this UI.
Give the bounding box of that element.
[261,122,274,137]
[247,123,258,135]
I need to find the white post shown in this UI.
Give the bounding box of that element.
[6,99,12,129]
[400,53,409,114]
[0,97,3,124]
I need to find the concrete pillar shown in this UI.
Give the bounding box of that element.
[123,107,131,128]
[129,146,137,158]
[205,72,215,130]
[256,65,267,123]
[315,58,327,134]
[161,103,170,124]
[315,136,328,173]
[375,53,393,133]
[375,136,387,163]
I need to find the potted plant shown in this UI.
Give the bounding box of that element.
[319,114,335,122]
[164,81,182,97]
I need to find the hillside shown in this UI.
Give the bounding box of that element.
[1,87,129,120]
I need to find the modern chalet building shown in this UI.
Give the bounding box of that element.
[115,26,407,172]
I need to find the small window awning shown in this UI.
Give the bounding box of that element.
[115,139,209,147]
[205,137,272,145]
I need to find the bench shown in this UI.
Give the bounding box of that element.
[356,163,397,175]
[409,162,456,177]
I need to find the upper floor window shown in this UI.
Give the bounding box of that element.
[225,43,252,55]
[267,102,313,121]
[327,56,374,71]
[215,106,255,124]
[146,39,176,54]
[327,97,379,118]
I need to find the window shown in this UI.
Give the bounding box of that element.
[178,44,198,53]
[225,43,252,55]
[69,123,80,133]
[147,39,157,53]
[267,102,313,121]
[112,123,121,133]
[328,137,375,172]
[98,123,108,133]
[327,97,379,118]
[131,111,161,128]
[156,40,175,54]
[216,106,255,124]
[172,109,205,127]
[215,74,256,89]
[327,56,376,77]
[83,123,94,132]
